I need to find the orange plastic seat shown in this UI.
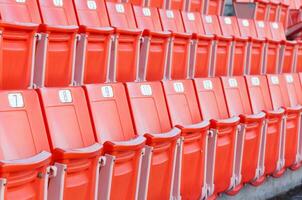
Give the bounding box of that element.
[126,81,181,200]
[221,76,266,192]
[38,87,102,200]
[162,79,209,199]
[254,0,269,20]
[201,15,233,76]
[205,0,225,15]
[245,75,286,178]
[194,77,239,197]
[269,0,280,21]
[187,0,205,12]
[269,22,297,73]
[132,6,171,81]
[106,2,142,82]
[237,18,266,75]
[0,0,41,89]
[0,90,51,200]
[181,11,214,77]
[218,16,249,76]
[169,0,186,10]
[84,83,146,200]
[254,20,280,74]
[279,0,290,28]
[72,0,114,84]
[158,9,192,80]
[36,0,79,87]
[267,74,302,171]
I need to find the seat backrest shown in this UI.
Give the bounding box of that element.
[148,0,165,8]
[132,6,163,32]
[237,18,258,38]
[0,90,49,160]
[163,80,202,126]
[37,0,78,25]
[194,77,229,120]
[206,0,224,15]
[254,20,273,40]
[201,15,222,36]
[266,74,291,110]
[218,16,241,38]
[221,76,252,116]
[0,0,41,23]
[126,82,172,134]
[181,11,205,35]
[73,0,110,27]
[158,9,185,33]
[245,75,274,113]
[269,22,286,41]
[188,0,204,12]
[283,73,302,106]
[84,83,136,142]
[106,2,137,29]
[38,87,96,149]
[169,0,185,10]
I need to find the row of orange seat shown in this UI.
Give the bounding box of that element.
[0,0,301,200]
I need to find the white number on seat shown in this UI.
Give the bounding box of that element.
[271,76,279,85]
[101,86,114,98]
[141,85,152,96]
[115,4,125,13]
[203,80,213,90]
[53,0,63,7]
[87,0,97,10]
[228,78,238,87]
[142,8,151,16]
[174,82,184,93]
[251,77,260,86]
[59,90,72,103]
[286,75,293,83]
[8,93,24,108]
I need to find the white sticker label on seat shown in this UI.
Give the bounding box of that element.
[16,0,26,3]
[166,10,174,18]
[142,7,151,16]
[251,77,260,86]
[224,17,232,25]
[286,75,293,83]
[101,86,114,98]
[258,21,265,28]
[59,90,72,103]
[271,76,279,85]
[87,0,97,10]
[205,16,212,24]
[174,82,185,93]
[272,22,279,29]
[242,19,249,27]
[141,85,152,96]
[228,78,238,87]
[53,0,63,7]
[203,80,213,90]
[8,93,24,108]
[187,12,195,21]
[115,4,125,13]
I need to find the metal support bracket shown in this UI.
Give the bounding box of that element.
[0,178,6,200]
[48,163,67,200]
[98,155,115,200]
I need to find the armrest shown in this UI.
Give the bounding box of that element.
[143,29,171,38]
[0,21,39,30]
[170,31,192,39]
[282,39,297,45]
[193,33,215,40]
[264,108,285,118]
[79,25,114,35]
[240,112,266,123]
[144,127,181,144]
[104,136,146,152]
[235,36,249,42]
[53,143,102,160]
[215,34,234,41]
[39,24,78,33]
[284,105,302,114]
[0,151,51,173]
[250,36,266,43]
[210,116,240,129]
[267,38,281,44]
[176,121,210,133]
[114,27,142,36]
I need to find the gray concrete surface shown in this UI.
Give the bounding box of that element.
[219,167,302,200]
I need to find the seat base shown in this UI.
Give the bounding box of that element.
[250,175,266,187]
[225,184,243,196]
[272,167,286,178]
[290,162,302,171]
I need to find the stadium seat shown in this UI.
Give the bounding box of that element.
[254,0,270,20]
[0,90,52,200]
[72,0,114,84]
[266,74,302,171]
[126,81,181,199]
[205,0,225,15]
[279,0,290,28]
[254,20,280,74]
[245,75,286,178]
[268,22,297,73]
[158,9,192,79]
[105,2,142,82]
[132,6,171,81]
[169,0,187,10]
[268,0,280,21]
[181,11,214,77]
[38,87,102,200]
[194,77,239,197]
[162,79,210,199]
[36,0,79,87]
[201,15,233,76]
[221,76,266,191]
[187,0,205,13]
[84,83,146,200]
[237,18,266,75]
[218,16,249,76]
[0,0,41,89]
